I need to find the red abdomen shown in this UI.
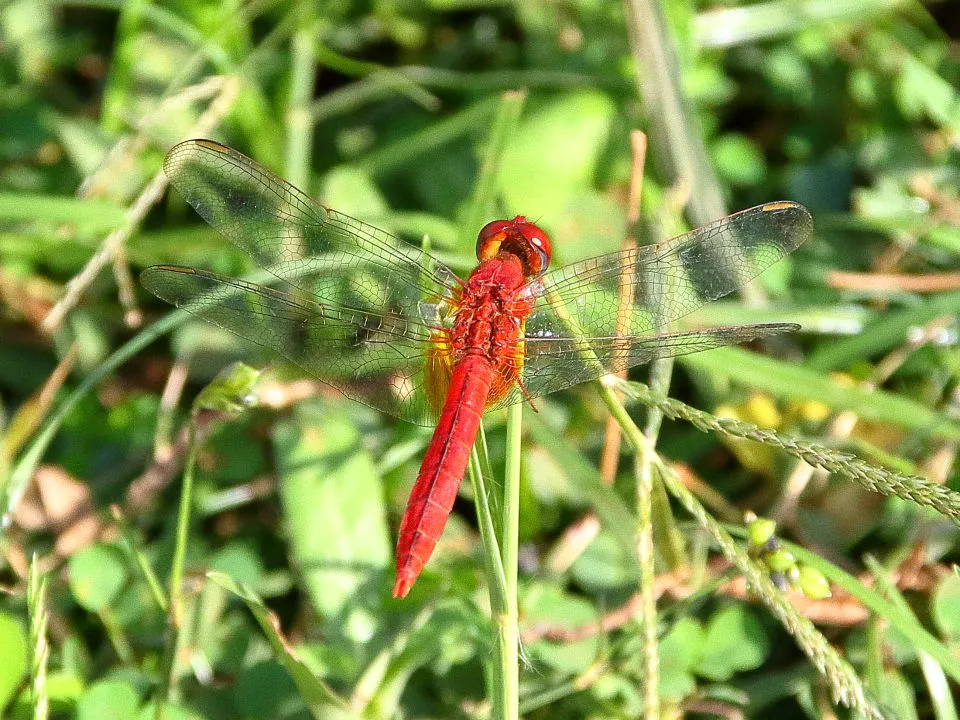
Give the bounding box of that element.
[393,354,494,598]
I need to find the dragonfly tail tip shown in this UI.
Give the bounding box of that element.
[392,572,415,598]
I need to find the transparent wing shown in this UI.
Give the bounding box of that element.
[145,139,464,425]
[489,323,798,409]
[141,266,442,425]
[162,139,459,315]
[492,202,811,406]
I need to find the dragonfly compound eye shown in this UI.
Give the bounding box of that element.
[514,220,552,275]
[476,219,514,260]
[476,216,552,276]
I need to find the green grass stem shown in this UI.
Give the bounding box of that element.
[169,418,199,627]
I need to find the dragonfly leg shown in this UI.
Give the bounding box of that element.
[517,377,540,413]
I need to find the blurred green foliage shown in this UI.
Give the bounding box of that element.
[1,0,958,718]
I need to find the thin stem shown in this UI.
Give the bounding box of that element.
[357,97,499,176]
[498,401,523,720]
[476,422,502,541]
[159,418,202,711]
[622,0,726,229]
[28,556,49,720]
[598,383,646,452]
[466,439,511,720]
[467,443,508,610]
[169,417,199,627]
[622,380,960,524]
[285,2,317,188]
[598,378,661,717]
[634,434,660,718]
[153,357,190,462]
[98,607,134,665]
[111,504,169,612]
[600,130,647,485]
[461,89,527,240]
[502,404,522,590]
[598,382,884,719]
[166,591,197,705]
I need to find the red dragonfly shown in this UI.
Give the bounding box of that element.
[142,139,812,598]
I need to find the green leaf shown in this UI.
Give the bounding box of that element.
[137,702,202,720]
[208,541,265,589]
[0,193,126,229]
[499,90,615,222]
[658,617,704,703]
[77,679,140,720]
[523,582,598,674]
[42,671,85,711]
[931,573,960,642]
[894,56,960,133]
[805,293,960,372]
[875,668,919,720]
[570,530,639,592]
[192,362,262,414]
[792,544,960,683]
[275,403,390,627]
[0,613,27,712]
[681,347,960,440]
[712,133,766,186]
[695,605,770,681]
[320,165,389,219]
[68,544,128,612]
[233,661,302,719]
[207,571,351,716]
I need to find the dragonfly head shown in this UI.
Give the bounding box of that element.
[476,216,552,277]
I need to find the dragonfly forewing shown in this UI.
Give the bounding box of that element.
[163,140,459,317]
[507,202,812,404]
[145,140,470,424]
